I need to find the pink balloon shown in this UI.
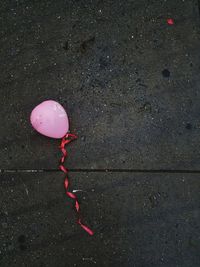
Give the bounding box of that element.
[30,100,69,139]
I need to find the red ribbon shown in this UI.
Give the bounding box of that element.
[59,133,94,236]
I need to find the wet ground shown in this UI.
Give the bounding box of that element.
[0,0,200,266]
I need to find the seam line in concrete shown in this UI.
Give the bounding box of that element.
[1,169,200,174]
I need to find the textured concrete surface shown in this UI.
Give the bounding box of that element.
[1,0,200,169]
[0,172,200,267]
[1,1,200,266]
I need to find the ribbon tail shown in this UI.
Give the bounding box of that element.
[59,133,94,236]
[78,219,94,236]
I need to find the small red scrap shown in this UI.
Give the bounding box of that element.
[167,18,174,25]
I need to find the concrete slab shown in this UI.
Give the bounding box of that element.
[0,172,199,266]
[1,0,200,169]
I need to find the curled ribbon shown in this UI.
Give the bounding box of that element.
[59,133,94,236]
